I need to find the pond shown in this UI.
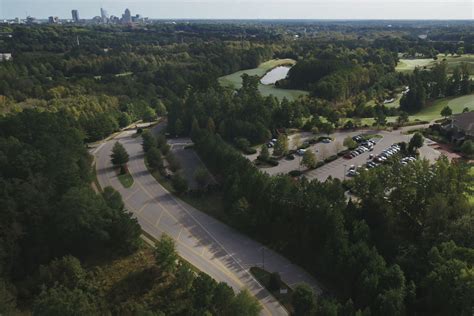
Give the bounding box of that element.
[260,66,291,85]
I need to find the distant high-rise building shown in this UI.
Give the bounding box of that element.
[71,10,79,22]
[48,16,59,24]
[122,8,132,24]
[100,8,108,23]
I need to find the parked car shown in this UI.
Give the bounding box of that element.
[296,149,306,156]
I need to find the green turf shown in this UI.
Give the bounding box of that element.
[350,94,474,126]
[218,59,308,101]
[396,54,474,74]
[118,172,134,188]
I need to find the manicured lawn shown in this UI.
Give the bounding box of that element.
[396,54,474,74]
[346,94,474,127]
[118,171,134,188]
[218,59,308,101]
[396,58,435,73]
[249,266,294,314]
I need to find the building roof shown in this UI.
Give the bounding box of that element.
[452,111,474,135]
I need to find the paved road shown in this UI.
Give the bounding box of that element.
[93,125,323,316]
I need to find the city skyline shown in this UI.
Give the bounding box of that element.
[2,0,473,20]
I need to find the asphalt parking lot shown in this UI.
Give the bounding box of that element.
[246,129,442,182]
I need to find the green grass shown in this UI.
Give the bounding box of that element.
[346,94,474,127]
[118,171,134,188]
[218,59,308,101]
[249,267,294,314]
[396,54,474,74]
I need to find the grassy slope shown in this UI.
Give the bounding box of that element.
[218,59,308,101]
[396,54,474,73]
[346,94,474,126]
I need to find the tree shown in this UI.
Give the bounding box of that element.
[118,112,131,128]
[194,167,210,188]
[174,118,184,136]
[441,106,452,119]
[33,286,99,316]
[229,289,261,316]
[408,132,424,153]
[343,136,357,149]
[146,147,163,171]
[258,144,270,161]
[292,284,316,316]
[142,130,157,153]
[154,234,178,274]
[273,134,288,156]
[206,118,216,134]
[462,107,470,113]
[397,111,409,126]
[172,174,188,194]
[375,111,387,126]
[38,256,86,290]
[111,142,129,172]
[301,150,317,169]
[293,134,302,149]
[142,106,156,122]
[460,140,474,157]
[0,280,16,315]
[154,100,167,116]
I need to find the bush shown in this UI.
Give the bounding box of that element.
[243,147,257,155]
[315,161,325,168]
[171,174,188,194]
[267,158,279,166]
[337,149,350,156]
[289,170,302,177]
[324,155,338,163]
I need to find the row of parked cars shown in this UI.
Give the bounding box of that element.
[373,144,401,163]
[345,139,377,159]
[346,143,416,177]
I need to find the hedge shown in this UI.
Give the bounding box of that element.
[324,155,338,163]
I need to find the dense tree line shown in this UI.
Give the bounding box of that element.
[0,110,142,311]
[400,61,471,112]
[191,125,473,315]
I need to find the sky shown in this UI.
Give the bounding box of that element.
[1,0,473,20]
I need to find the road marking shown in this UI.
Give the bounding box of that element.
[136,202,149,215]
[95,131,275,316]
[124,188,140,201]
[155,209,164,227]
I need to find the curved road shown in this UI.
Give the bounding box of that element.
[93,125,322,315]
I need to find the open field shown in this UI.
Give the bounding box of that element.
[352,94,474,126]
[396,54,474,73]
[218,59,308,100]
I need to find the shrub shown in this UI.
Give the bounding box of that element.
[324,155,338,163]
[315,161,325,168]
[267,158,279,166]
[171,174,188,194]
[289,170,302,177]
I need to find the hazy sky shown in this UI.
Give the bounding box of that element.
[1,0,473,20]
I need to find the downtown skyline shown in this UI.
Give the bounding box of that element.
[1,0,473,20]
